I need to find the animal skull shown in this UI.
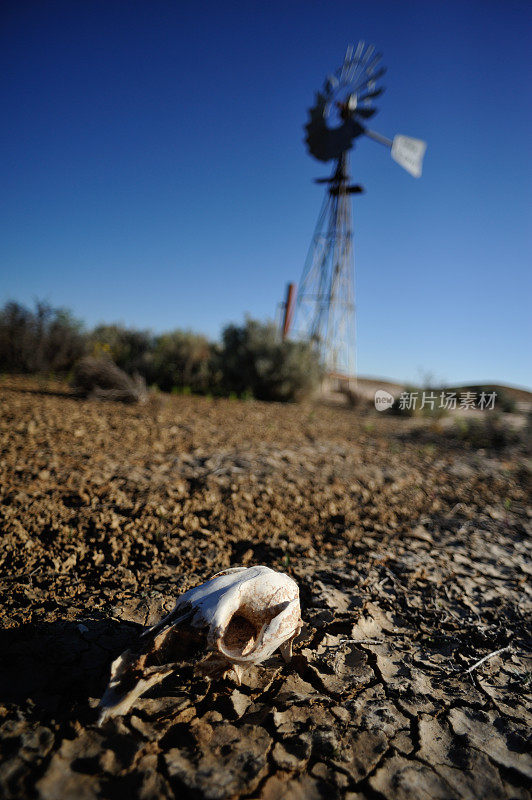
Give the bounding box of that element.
[98,565,302,723]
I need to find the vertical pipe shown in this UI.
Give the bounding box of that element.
[282,282,296,339]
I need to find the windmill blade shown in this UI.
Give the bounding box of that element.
[352,66,387,93]
[358,87,385,102]
[353,40,365,60]
[347,42,374,86]
[340,44,354,82]
[360,44,376,66]
[391,135,427,177]
[355,107,377,119]
[325,73,339,91]
[366,53,383,74]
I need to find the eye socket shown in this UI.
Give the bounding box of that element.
[222,613,258,657]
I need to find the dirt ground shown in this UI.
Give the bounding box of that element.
[0,376,531,800]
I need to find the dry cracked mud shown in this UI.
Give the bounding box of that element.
[0,376,531,799]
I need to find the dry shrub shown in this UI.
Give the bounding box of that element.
[339,387,372,409]
[401,414,524,453]
[0,301,85,374]
[72,357,147,404]
[452,415,520,450]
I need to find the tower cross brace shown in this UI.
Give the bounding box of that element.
[292,153,362,382]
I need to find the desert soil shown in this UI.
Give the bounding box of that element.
[0,376,530,800]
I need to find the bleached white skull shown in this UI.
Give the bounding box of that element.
[154,565,301,667]
[99,565,302,723]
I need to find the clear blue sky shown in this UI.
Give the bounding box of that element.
[1,1,531,387]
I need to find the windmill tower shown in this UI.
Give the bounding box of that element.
[289,42,427,387]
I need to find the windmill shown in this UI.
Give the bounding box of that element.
[285,42,426,387]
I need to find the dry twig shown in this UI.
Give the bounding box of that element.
[464,645,511,675]
[337,638,384,647]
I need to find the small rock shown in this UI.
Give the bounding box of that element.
[392,730,414,755]
[272,742,303,771]
[260,774,326,800]
[230,690,251,717]
[272,734,311,771]
[331,705,351,723]
[338,729,389,783]
[275,673,321,703]
[310,762,329,780]
[272,706,313,736]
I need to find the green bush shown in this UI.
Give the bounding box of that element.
[151,330,216,393]
[449,415,519,450]
[89,324,154,375]
[89,325,219,394]
[219,319,322,402]
[0,301,323,403]
[0,301,85,374]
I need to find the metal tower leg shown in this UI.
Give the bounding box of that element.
[292,154,358,385]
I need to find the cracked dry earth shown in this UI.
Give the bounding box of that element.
[0,377,531,800]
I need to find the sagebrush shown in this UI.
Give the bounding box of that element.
[0,301,321,403]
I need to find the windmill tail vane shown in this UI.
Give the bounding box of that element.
[283,41,426,386]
